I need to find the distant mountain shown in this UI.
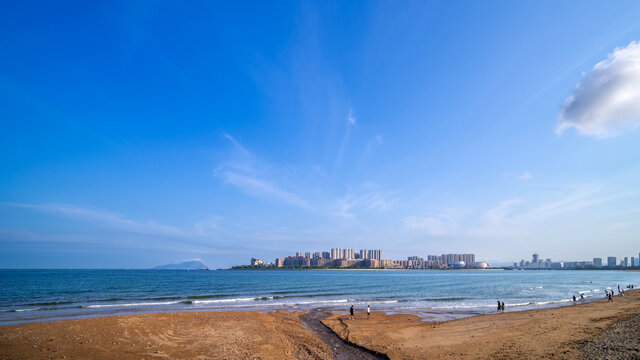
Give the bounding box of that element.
[153,259,208,270]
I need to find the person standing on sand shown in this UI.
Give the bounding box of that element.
[350,305,354,320]
[573,295,577,303]
[367,305,371,319]
[497,300,501,313]
[608,293,613,302]
[501,302,505,313]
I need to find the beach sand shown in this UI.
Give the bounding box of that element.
[1,291,639,359]
[323,289,640,359]
[0,310,331,360]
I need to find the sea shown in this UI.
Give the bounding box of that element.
[1,269,639,326]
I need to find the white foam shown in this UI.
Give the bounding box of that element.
[85,301,181,308]
[193,297,255,305]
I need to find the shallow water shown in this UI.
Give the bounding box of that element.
[1,269,638,325]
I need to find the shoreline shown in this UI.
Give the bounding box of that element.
[1,290,638,359]
[0,287,610,327]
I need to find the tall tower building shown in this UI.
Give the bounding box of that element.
[593,258,602,267]
[532,253,539,264]
[607,256,616,267]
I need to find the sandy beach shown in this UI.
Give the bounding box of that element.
[1,291,639,359]
[323,289,640,359]
[0,310,331,360]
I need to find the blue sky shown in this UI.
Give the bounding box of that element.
[1,1,640,268]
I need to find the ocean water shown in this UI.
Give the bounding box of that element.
[1,269,638,326]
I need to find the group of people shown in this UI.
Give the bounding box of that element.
[348,304,371,320]
[572,293,585,303]
[497,301,505,313]
[604,284,635,302]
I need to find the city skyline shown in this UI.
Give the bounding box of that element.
[2,1,640,269]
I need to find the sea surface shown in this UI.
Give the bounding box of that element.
[1,269,638,326]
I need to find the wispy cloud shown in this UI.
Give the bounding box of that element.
[219,171,311,209]
[484,199,521,225]
[517,171,532,180]
[218,132,396,218]
[216,133,312,210]
[332,109,358,176]
[3,203,223,239]
[334,183,396,218]
[557,40,640,138]
[404,184,635,239]
[347,108,357,126]
[359,134,383,168]
[5,202,188,236]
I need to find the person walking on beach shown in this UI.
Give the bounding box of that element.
[497,300,501,313]
[608,293,613,302]
[580,293,585,302]
[349,305,354,320]
[573,295,577,303]
[367,305,371,319]
[501,302,505,313]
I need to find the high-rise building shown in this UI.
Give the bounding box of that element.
[532,253,539,264]
[631,257,636,268]
[322,252,331,259]
[296,252,303,257]
[313,252,321,259]
[343,249,355,259]
[593,258,602,267]
[359,249,367,259]
[623,257,629,267]
[607,256,616,267]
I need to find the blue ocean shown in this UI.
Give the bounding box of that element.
[1,269,638,326]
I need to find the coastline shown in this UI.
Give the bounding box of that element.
[1,290,639,359]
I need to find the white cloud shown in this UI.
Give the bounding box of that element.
[517,171,532,180]
[557,41,640,138]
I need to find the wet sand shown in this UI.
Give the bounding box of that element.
[1,291,639,359]
[323,289,640,359]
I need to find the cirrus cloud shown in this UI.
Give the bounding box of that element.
[556,41,640,138]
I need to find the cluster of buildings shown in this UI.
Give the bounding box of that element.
[514,252,640,269]
[248,250,486,269]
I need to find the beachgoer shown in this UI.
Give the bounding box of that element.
[608,293,613,302]
[572,295,576,303]
[349,305,354,320]
[367,305,371,319]
[580,294,584,302]
[497,300,501,313]
[501,302,505,313]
